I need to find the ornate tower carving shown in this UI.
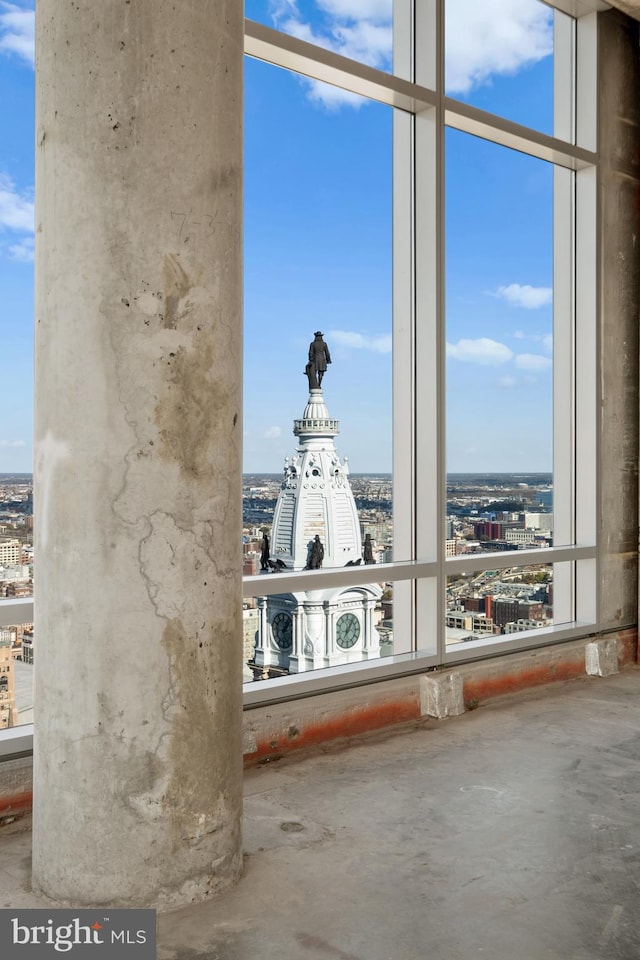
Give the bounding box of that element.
[252,336,381,675]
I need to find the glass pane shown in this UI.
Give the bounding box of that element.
[0,7,35,728]
[244,577,395,681]
[445,130,553,553]
[0,615,33,726]
[446,473,553,556]
[446,561,559,651]
[244,58,392,483]
[244,55,394,681]
[246,0,396,77]
[445,0,573,138]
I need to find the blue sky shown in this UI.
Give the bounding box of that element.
[1,0,557,475]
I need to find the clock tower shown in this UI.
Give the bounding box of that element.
[252,336,381,675]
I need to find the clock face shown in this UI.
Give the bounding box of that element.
[336,612,360,649]
[272,612,293,650]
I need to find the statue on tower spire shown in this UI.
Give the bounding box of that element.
[305,331,332,390]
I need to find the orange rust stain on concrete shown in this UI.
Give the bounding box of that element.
[616,629,640,664]
[244,698,421,765]
[463,658,586,704]
[0,791,32,818]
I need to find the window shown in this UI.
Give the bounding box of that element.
[0,2,603,743]
[242,0,598,700]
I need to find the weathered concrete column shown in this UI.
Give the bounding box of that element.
[598,10,640,633]
[33,1,244,906]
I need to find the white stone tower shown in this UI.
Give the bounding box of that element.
[253,350,381,675]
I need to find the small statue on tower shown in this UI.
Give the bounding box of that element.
[363,533,375,565]
[260,532,270,571]
[306,534,325,570]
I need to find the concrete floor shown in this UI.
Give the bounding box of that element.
[1,669,640,959]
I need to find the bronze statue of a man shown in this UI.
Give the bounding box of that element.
[305,331,331,390]
[306,534,324,570]
[260,533,270,571]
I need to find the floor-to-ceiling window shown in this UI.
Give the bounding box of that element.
[242,0,598,702]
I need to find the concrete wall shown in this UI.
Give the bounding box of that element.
[606,0,640,22]
[1,628,636,815]
[598,11,640,631]
[241,630,637,764]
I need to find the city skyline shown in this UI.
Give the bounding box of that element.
[3,0,554,474]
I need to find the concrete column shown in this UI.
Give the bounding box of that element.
[33,0,244,907]
[323,602,331,657]
[598,11,640,631]
[293,606,303,658]
[363,598,374,652]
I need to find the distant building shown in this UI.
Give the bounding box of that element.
[22,629,34,664]
[462,596,485,613]
[242,608,259,663]
[0,540,21,566]
[361,521,391,543]
[445,611,494,636]
[0,639,18,727]
[243,553,259,576]
[0,564,30,583]
[524,512,553,531]
[517,600,544,621]
[492,597,519,627]
[5,582,32,598]
[505,619,548,634]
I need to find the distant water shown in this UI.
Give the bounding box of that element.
[1,472,552,487]
[245,472,551,485]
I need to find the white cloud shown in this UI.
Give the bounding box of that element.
[264,426,283,440]
[513,330,526,340]
[447,337,514,365]
[446,0,552,95]
[0,2,34,67]
[270,0,299,18]
[494,283,553,309]
[271,0,552,107]
[542,333,553,354]
[317,0,392,19]
[329,329,392,353]
[306,79,366,109]
[8,236,33,261]
[332,19,392,64]
[0,439,26,448]
[497,375,517,388]
[0,174,34,232]
[515,353,552,371]
[0,174,33,262]
[271,0,392,107]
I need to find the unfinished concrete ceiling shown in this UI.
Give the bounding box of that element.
[607,0,640,19]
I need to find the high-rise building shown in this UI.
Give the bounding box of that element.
[252,346,381,675]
